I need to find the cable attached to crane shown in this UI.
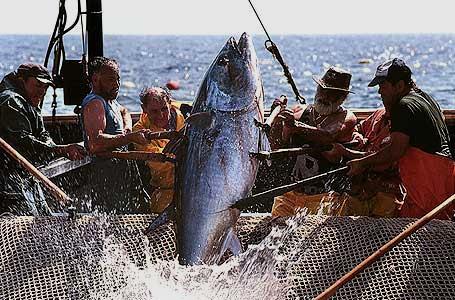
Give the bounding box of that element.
[247,0,306,104]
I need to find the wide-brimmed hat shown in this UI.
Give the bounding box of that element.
[16,63,54,86]
[312,66,354,93]
[368,58,412,87]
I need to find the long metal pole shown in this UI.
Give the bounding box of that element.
[232,166,349,210]
[314,193,455,300]
[0,137,73,207]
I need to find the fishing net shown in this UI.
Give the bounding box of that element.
[0,214,454,299]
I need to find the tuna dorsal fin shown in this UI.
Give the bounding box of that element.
[144,203,176,235]
[185,111,214,129]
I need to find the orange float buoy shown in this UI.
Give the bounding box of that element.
[166,80,180,90]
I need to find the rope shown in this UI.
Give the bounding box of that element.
[246,0,305,104]
[247,0,273,41]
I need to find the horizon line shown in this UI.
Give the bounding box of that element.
[1,32,455,36]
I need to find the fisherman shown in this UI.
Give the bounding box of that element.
[81,56,152,213]
[270,66,357,217]
[133,87,185,213]
[347,58,454,219]
[0,63,86,215]
[327,107,403,217]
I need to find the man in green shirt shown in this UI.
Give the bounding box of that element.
[0,63,85,215]
[347,58,453,219]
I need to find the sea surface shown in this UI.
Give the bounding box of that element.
[0,34,454,115]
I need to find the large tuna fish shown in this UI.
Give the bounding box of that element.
[175,32,268,265]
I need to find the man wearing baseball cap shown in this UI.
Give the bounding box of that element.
[0,62,86,216]
[347,58,454,219]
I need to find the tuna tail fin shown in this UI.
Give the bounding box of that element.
[144,203,176,235]
[214,227,243,264]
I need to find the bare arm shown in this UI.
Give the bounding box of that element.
[52,143,87,160]
[347,132,409,176]
[322,142,367,163]
[83,99,149,154]
[289,111,357,144]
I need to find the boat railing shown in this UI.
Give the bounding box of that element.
[43,108,455,126]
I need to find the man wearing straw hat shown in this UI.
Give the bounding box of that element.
[270,66,357,217]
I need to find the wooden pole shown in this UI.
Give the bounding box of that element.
[97,151,174,162]
[314,193,455,300]
[0,137,72,206]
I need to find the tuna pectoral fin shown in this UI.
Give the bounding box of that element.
[185,111,213,129]
[144,204,176,235]
[163,128,187,155]
[215,228,242,264]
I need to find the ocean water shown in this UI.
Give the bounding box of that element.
[0,34,454,115]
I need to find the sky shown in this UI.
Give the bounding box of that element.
[0,0,454,35]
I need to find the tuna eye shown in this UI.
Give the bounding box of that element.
[218,57,229,66]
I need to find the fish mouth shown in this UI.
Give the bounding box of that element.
[225,32,256,82]
[201,32,261,112]
[225,32,252,58]
[227,32,252,59]
[237,32,252,58]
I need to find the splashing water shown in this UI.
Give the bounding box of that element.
[84,210,314,300]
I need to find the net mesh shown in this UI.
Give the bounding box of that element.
[1,214,454,299]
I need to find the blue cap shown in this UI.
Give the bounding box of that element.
[368,58,412,87]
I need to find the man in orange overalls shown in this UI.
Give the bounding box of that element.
[133,87,185,213]
[347,58,454,219]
